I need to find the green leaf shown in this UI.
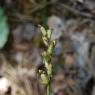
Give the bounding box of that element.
[0,7,9,48]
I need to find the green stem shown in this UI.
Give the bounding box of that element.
[47,82,51,95]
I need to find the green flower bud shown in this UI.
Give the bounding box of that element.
[47,29,52,39]
[41,26,47,36]
[42,37,48,46]
[41,73,48,84]
[47,44,53,55]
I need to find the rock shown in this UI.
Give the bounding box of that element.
[12,22,37,44]
[84,0,95,10]
[71,31,89,67]
[47,15,66,40]
[54,42,62,56]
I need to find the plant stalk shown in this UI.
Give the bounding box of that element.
[47,82,51,95]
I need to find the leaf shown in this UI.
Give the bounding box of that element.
[0,7,9,48]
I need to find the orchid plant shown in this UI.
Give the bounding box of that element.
[39,26,57,95]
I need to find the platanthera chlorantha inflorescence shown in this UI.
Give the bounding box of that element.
[39,26,57,95]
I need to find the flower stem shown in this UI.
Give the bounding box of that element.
[47,82,50,95]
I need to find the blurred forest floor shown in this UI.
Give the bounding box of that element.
[0,0,95,95]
